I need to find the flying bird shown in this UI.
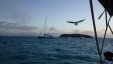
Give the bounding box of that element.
[67,19,85,26]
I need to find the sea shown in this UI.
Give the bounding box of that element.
[0,36,113,64]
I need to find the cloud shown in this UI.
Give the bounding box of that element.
[82,31,94,35]
[0,6,35,36]
[0,21,18,26]
[0,4,32,25]
[0,21,7,25]
[0,29,39,36]
[14,26,38,31]
[49,26,57,31]
[0,21,40,36]
[0,21,38,31]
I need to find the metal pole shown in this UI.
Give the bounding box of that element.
[89,0,102,64]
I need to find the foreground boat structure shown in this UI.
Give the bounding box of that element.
[89,0,113,64]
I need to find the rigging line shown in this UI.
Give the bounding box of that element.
[44,16,47,36]
[98,10,105,20]
[89,0,103,64]
[100,10,108,55]
[100,11,111,55]
[100,17,111,54]
[108,25,113,35]
[39,22,44,36]
[39,17,46,36]
[40,21,45,36]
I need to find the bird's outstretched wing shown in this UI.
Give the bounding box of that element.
[77,19,85,23]
[67,21,75,23]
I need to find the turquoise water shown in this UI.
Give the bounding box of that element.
[0,36,113,64]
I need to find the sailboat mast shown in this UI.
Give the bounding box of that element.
[44,16,47,36]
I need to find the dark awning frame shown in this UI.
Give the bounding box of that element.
[98,0,113,17]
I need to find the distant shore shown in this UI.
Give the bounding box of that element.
[59,34,93,38]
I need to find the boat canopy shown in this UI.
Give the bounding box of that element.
[98,0,113,17]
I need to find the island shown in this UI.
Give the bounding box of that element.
[59,34,93,38]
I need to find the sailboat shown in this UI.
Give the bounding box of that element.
[38,16,54,39]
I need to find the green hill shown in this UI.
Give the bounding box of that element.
[59,34,93,38]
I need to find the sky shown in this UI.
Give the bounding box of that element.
[0,0,113,37]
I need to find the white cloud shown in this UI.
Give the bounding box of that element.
[49,26,57,31]
[0,21,38,31]
[0,21,40,36]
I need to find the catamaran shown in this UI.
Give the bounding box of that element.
[38,16,54,39]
